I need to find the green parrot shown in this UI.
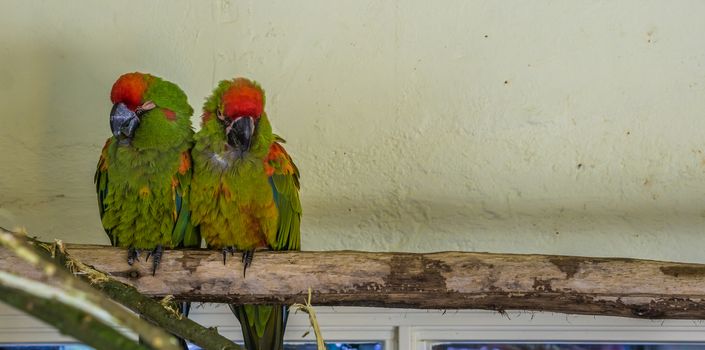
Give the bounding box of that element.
[94,72,199,348]
[95,72,200,271]
[190,77,301,350]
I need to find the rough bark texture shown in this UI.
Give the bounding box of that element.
[96,277,242,350]
[3,245,705,319]
[0,231,181,350]
[25,236,244,350]
[0,227,243,350]
[0,284,148,350]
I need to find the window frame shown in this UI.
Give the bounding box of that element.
[4,304,705,349]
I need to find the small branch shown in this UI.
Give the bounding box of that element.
[0,228,181,350]
[0,270,119,327]
[50,242,242,350]
[0,283,147,350]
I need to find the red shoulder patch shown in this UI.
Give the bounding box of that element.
[98,138,112,171]
[178,151,191,175]
[264,142,294,176]
[163,109,176,120]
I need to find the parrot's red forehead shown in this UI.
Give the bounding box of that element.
[221,78,264,119]
[110,73,148,110]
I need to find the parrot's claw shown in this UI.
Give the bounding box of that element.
[127,247,140,265]
[144,245,163,276]
[221,247,236,265]
[242,250,255,277]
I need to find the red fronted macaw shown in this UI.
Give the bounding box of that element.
[95,72,199,349]
[190,77,301,350]
[95,72,200,273]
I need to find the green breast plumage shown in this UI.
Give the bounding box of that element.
[100,141,188,249]
[190,116,280,250]
[191,142,278,250]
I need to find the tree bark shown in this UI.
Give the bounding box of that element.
[0,228,243,350]
[83,265,242,350]
[0,284,148,350]
[3,244,705,319]
[0,231,181,350]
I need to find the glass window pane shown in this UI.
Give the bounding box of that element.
[284,344,382,350]
[431,344,705,350]
[194,343,383,350]
[0,341,384,350]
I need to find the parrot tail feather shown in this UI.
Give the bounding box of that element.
[230,304,287,350]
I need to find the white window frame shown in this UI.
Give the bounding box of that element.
[3,304,705,349]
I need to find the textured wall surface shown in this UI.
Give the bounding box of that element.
[1,1,705,262]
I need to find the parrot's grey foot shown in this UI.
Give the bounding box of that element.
[242,250,255,277]
[145,245,163,276]
[127,247,140,265]
[222,246,236,265]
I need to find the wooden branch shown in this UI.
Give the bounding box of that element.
[53,246,242,350]
[0,231,181,350]
[4,244,705,319]
[1,230,243,350]
[0,284,148,350]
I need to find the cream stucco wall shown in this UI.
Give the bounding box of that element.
[1,1,705,262]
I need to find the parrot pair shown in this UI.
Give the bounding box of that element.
[95,72,300,350]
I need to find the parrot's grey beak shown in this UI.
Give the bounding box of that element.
[110,102,140,143]
[226,116,255,151]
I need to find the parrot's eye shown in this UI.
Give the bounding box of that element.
[135,100,156,118]
[216,110,234,129]
[216,109,227,123]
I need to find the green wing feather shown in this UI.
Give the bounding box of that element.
[231,136,300,350]
[94,138,115,246]
[269,136,301,251]
[171,155,200,249]
[230,304,286,350]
